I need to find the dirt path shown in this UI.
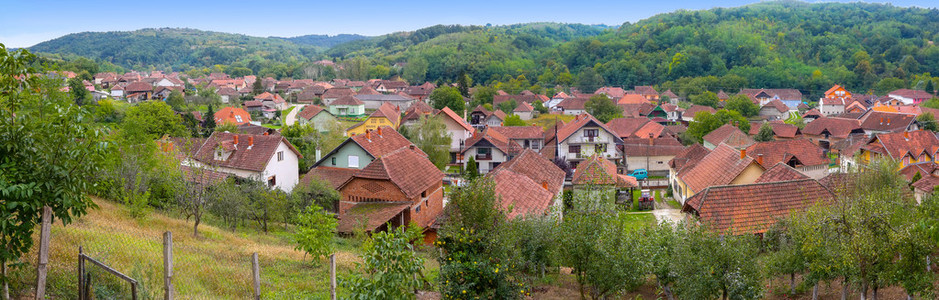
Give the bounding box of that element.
[652,200,684,224]
[284,104,304,126]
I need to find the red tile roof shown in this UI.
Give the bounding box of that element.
[254,92,285,103]
[514,101,534,112]
[912,174,939,193]
[356,86,380,95]
[557,97,591,111]
[684,105,717,118]
[489,168,555,219]
[634,86,658,96]
[297,105,327,121]
[748,122,800,138]
[754,163,810,183]
[572,155,637,188]
[462,128,521,156]
[194,132,301,172]
[331,95,364,106]
[351,126,420,157]
[862,130,939,161]
[668,144,710,174]
[682,179,834,234]
[322,87,356,99]
[622,137,686,157]
[437,107,473,132]
[302,166,358,189]
[703,124,755,149]
[372,102,402,127]
[125,81,153,93]
[899,162,939,182]
[492,149,566,194]
[889,89,934,100]
[617,94,651,105]
[857,111,915,133]
[214,107,252,125]
[488,126,544,140]
[802,117,863,138]
[679,144,761,193]
[746,139,829,168]
[763,99,790,113]
[342,147,442,199]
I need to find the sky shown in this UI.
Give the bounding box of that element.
[1,0,936,48]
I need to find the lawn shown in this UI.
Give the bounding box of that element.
[283,105,296,116]
[7,198,438,299]
[528,113,576,129]
[262,123,282,130]
[618,213,657,230]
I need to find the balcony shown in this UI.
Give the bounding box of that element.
[570,136,607,144]
[476,154,492,161]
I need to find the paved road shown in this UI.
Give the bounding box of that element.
[652,201,684,224]
[284,104,304,126]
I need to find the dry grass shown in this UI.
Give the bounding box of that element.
[528,113,576,130]
[7,197,374,299]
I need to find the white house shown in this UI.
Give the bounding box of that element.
[192,132,302,192]
[435,107,474,157]
[462,129,521,174]
[542,113,623,168]
[819,98,845,116]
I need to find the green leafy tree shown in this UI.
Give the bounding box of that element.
[532,100,548,114]
[873,77,906,94]
[0,46,106,296]
[203,104,217,136]
[473,86,498,105]
[346,225,425,299]
[724,94,759,117]
[68,77,90,106]
[457,70,472,97]
[429,85,465,111]
[401,116,451,169]
[686,110,749,143]
[402,57,428,83]
[290,175,340,213]
[166,89,186,111]
[252,78,264,95]
[754,122,774,142]
[280,123,319,171]
[122,101,189,142]
[584,95,623,123]
[294,205,336,261]
[917,113,938,132]
[690,91,719,108]
[464,156,479,181]
[923,98,939,109]
[576,67,603,93]
[497,99,517,114]
[671,225,763,300]
[503,114,527,126]
[208,178,247,231]
[926,79,935,95]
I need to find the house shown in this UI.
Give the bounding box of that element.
[634,86,660,102]
[702,124,755,150]
[192,132,302,192]
[314,126,417,172]
[738,88,803,106]
[802,117,865,150]
[857,111,918,135]
[888,89,934,105]
[681,178,834,234]
[493,94,550,108]
[485,110,507,127]
[405,82,435,101]
[606,118,671,140]
[556,97,590,115]
[824,84,852,100]
[747,121,801,140]
[571,155,639,208]
[322,87,357,105]
[672,144,765,203]
[434,107,474,158]
[759,99,790,120]
[617,94,651,105]
[819,98,846,116]
[401,101,435,126]
[328,95,366,118]
[802,109,823,122]
[214,107,252,125]
[124,81,153,102]
[254,92,287,110]
[462,129,522,174]
[682,105,717,122]
[469,105,491,129]
[347,102,401,136]
[217,87,238,103]
[622,136,685,176]
[668,144,710,202]
[857,130,939,169]
[110,84,125,98]
[374,80,409,93]
[297,105,338,132]
[243,101,264,113]
[541,113,624,168]
[746,139,830,179]
[354,94,415,111]
[335,146,443,239]
[487,149,567,219]
[513,102,535,120]
[912,172,939,203]
[659,104,682,122]
[595,87,628,99]
[488,126,545,152]
[662,90,680,103]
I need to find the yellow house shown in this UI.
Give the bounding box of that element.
[671,143,765,203]
[858,130,939,168]
[346,102,402,136]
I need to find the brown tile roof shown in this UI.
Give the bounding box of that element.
[763,99,790,113]
[194,132,301,172]
[622,137,685,157]
[862,130,939,161]
[755,163,810,183]
[703,124,755,149]
[297,105,327,121]
[493,149,566,193]
[436,107,473,132]
[125,81,153,93]
[682,179,835,234]
[356,86,380,95]
[351,126,420,157]
[606,118,650,139]
[337,202,411,233]
[489,168,556,219]
[857,111,915,133]
[912,174,939,193]
[514,101,534,112]
[331,95,364,106]
[662,90,679,99]
[668,144,710,173]
[372,102,401,127]
[236,123,278,136]
[572,155,638,188]
[302,166,358,189]
[488,126,544,140]
[684,105,717,118]
[343,147,442,199]
[254,92,285,103]
[462,128,522,155]
[746,139,829,168]
[748,122,801,138]
[666,124,687,134]
[716,90,729,99]
[802,117,863,138]
[899,162,939,182]
[889,89,934,100]
[679,144,761,193]
[634,86,658,96]
[617,94,651,105]
[489,110,507,121]
[818,172,855,195]
[557,97,590,111]
[322,87,356,99]
[297,89,318,102]
[802,108,822,118]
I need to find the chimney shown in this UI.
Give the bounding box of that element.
[880,117,884,125]
[757,154,763,165]
[648,132,654,146]
[887,118,891,125]
[541,181,548,190]
[409,144,416,151]
[248,136,254,147]
[233,135,239,145]
[377,126,383,136]
[740,149,747,159]
[905,131,910,139]
[365,130,371,141]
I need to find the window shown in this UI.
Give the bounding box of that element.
[235,115,243,123]
[584,129,599,137]
[277,151,284,161]
[569,145,581,154]
[415,205,421,213]
[595,144,607,153]
[331,157,336,166]
[421,191,427,198]
[531,140,542,150]
[370,118,377,124]
[477,148,491,155]
[267,176,276,187]
[348,155,359,168]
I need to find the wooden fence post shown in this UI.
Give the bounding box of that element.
[330,254,336,300]
[78,246,84,300]
[34,206,52,300]
[163,231,174,300]
[252,253,260,300]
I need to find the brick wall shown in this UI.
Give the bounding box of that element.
[338,177,444,230]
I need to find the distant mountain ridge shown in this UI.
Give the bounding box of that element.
[272,34,371,48]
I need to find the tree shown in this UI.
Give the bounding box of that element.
[473,86,497,105]
[503,114,527,126]
[280,123,319,171]
[346,225,425,299]
[464,156,480,181]
[173,163,215,236]
[686,110,749,143]
[873,77,906,95]
[0,46,106,298]
[429,85,465,111]
[917,113,938,132]
[402,57,428,83]
[208,178,247,231]
[754,122,774,141]
[497,99,517,114]
[401,116,451,169]
[671,224,762,300]
[532,100,548,114]
[122,101,189,142]
[68,77,90,106]
[724,94,759,117]
[166,89,186,111]
[576,67,603,93]
[290,173,341,213]
[584,95,623,123]
[690,91,719,108]
[926,79,935,95]
[203,104,217,137]
[457,70,472,97]
[252,78,264,95]
[293,204,336,261]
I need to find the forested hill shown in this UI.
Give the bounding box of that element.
[29,28,319,70]
[273,34,371,48]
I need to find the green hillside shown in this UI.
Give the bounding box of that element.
[274,34,371,48]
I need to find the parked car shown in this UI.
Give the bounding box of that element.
[628,169,648,180]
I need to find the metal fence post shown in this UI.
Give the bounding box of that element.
[164,231,174,300]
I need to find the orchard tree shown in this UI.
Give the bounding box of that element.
[121,101,189,142]
[671,225,762,300]
[0,46,107,298]
[293,204,336,261]
[346,225,425,299]
[584,94,623,123]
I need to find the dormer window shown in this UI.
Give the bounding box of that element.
[235,115,243,123]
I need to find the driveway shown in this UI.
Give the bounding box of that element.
[284,104,304,126]
[652,201,684,224]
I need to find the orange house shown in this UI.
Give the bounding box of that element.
[824,85,852,100]
[214,107,252,125]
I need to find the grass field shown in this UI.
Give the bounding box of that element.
[528,113,576,129]
[6,198,437,299]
